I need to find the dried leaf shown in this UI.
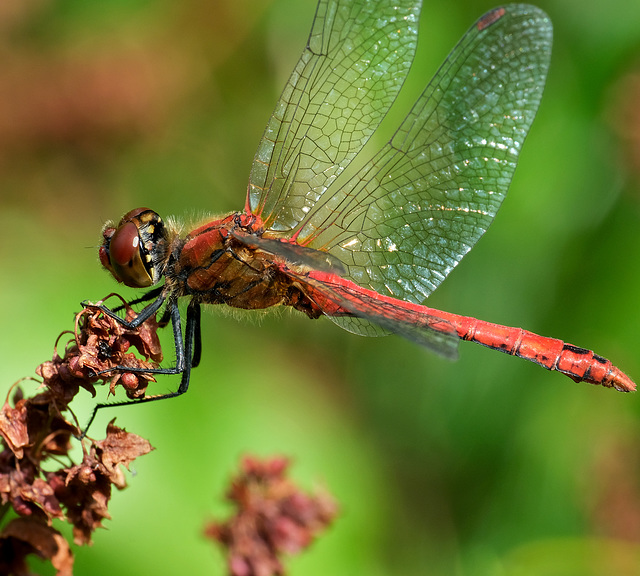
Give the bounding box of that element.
[0,517,74,576]
[0,398,29,459]
[51,459,112,546]
[95,420,154,485]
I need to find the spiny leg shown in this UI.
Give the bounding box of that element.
[81,290,167,329]
[79,299,202,437]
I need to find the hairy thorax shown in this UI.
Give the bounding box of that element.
[167,212,320,317]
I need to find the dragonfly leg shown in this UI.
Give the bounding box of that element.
[190,301,202,369]
[81,291,167,329]
[78,299,201,438]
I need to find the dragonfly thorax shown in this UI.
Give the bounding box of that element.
[100,207,171,288]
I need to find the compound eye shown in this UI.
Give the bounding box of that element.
[110,222,140,266]
[100,207,167,288]
[107,221,154,288]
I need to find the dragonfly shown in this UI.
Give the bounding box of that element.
[87,0,634,430]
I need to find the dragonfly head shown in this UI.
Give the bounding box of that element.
[100,208,169,288]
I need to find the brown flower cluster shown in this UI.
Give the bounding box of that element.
[65,295,163,400]
[0,296,340,575]
[0,295,158,574]
[206,456,338,576]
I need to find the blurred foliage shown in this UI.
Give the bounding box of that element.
[1,0,639,574]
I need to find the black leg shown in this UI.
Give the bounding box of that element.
[78,297,203,438]
[84,292,167,329]
[191,302,202,369]
[119,286,164,308]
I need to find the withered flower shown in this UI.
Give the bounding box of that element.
[0,295,157,574]
[205,456,339,576]
[0,296,338,575]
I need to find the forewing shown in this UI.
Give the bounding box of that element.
[293,5,552,304]
[247,0,421,231]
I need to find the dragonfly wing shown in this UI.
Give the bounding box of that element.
[329,315,391,338]
[293,5,552,304]
[282,267,459,359]
[247,0,422,231]
[231,231,346,274]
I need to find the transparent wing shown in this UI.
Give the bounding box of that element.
[247,0,422,230]
[280,267,459,358]
[291,5,552,304]
[231,232,346,274]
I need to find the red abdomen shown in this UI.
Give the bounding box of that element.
[446,315,634,391]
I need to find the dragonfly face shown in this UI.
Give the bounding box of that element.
[100,208,170,289]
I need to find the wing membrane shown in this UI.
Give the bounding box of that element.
[281,267,460,358]
[291,5,552,304]
[247,0,422,230]
[231,231,346,274]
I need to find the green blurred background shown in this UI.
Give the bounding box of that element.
[1,0,640,574]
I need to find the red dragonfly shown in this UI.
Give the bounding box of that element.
[89,1,634,427]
